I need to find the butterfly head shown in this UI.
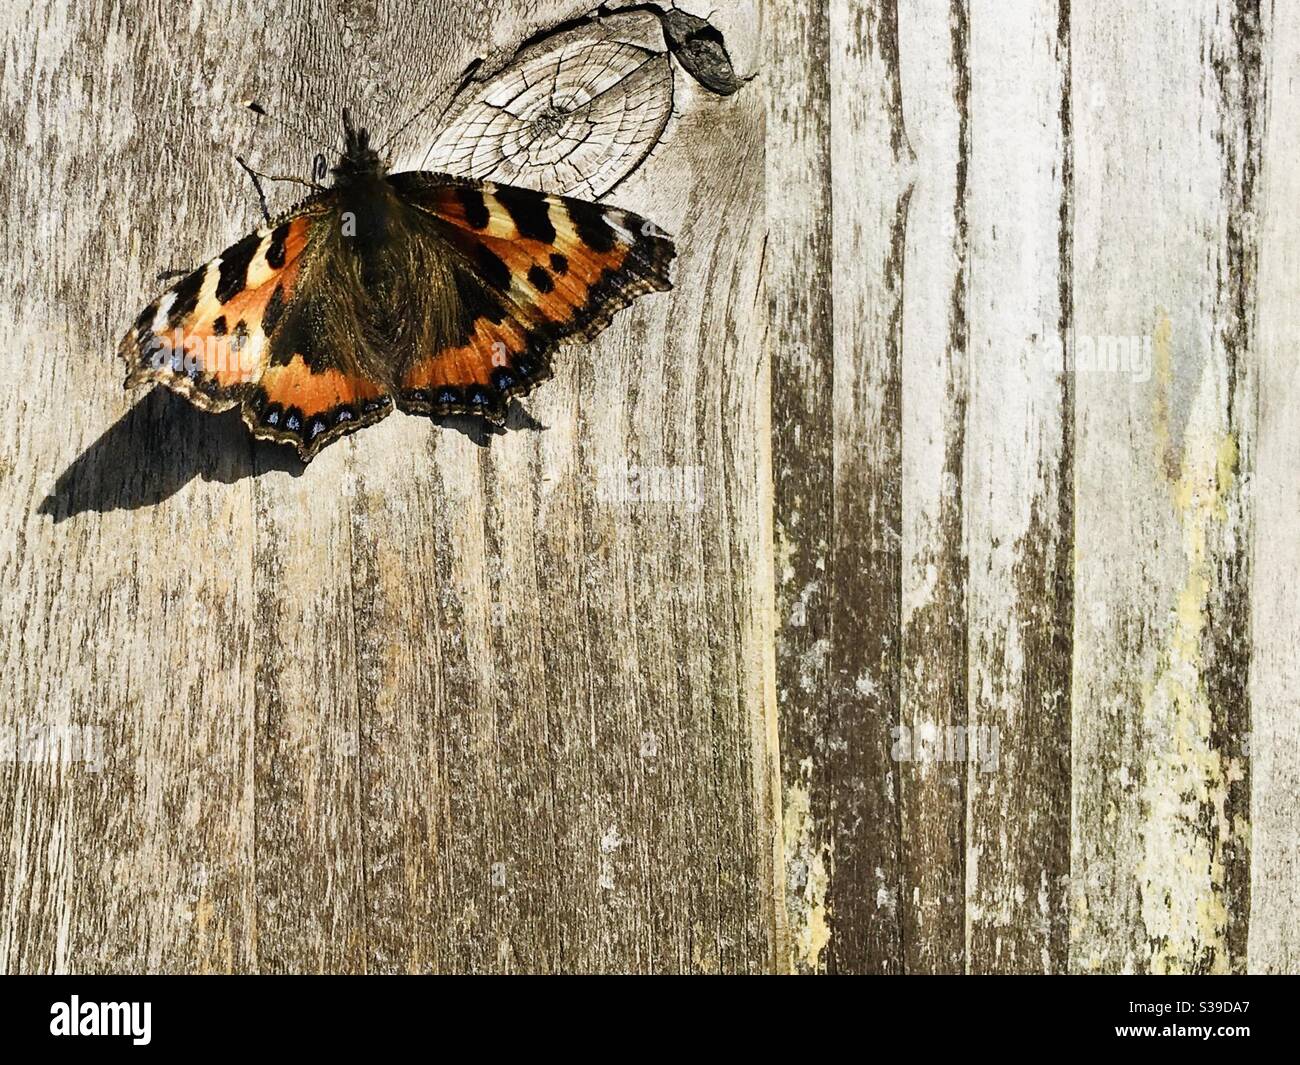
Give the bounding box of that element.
[334,108,387,184]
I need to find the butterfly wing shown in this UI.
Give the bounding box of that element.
[120,193,395,461]
[120,208,316,410]
[385,172,675,422]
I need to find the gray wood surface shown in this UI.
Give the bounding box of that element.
[1,0,1295,974]
[0,0,774,974]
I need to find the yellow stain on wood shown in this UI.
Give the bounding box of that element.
[783,756,831,971]
[1137,311,1242,974]
[1151,313,1177,479]
[193,887,222,974]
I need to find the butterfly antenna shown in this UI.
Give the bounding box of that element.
[378,57,484,155]
[242,99,341,158]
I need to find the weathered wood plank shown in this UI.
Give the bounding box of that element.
[824,0,914,974]
[770,0,922,974]
[1,0,775,974]
[1069,0,1258,974]
[1248,0,1300,976]
[963,0,1073,974]
[766,0,837,974]
[895,0,967,974]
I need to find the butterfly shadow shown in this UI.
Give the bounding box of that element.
[38,388,544,522]
[37,388,304,521]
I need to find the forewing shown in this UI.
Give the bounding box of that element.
[386,172,675,421]
[121,193,395,461]
[120,208,317,410]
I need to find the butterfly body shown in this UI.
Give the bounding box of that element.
[121,111,675,460]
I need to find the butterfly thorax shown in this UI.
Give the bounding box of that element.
[301,169,465,390]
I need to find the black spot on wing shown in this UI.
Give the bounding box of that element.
[549,252,569,275]
[526,264,554,293]
[212,315,228,336]
[456,186,490,229]
[216,232,261,304]
[267,313,300,367]
[166,267,206,328]
[496,185,555,243]
[565,199,616,254]
[265,223,289,269]
[474,244,511,292]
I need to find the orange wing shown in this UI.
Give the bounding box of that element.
[120,212,315,409]
[121,197,395,461]
[388,174,676,422]
[121,176,674,457]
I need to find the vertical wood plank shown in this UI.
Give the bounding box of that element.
[964,0,1073,973]
[824,0,913,973]
[772,0,922,973]
[1248,0,1299,975]
[767,0,837,973]
[1070,1,1258,974]
[895,0,968,974]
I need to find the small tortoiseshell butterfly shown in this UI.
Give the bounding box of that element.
[120,110,675,461]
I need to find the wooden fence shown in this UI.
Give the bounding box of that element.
[0,0,1295,973]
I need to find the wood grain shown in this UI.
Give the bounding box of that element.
[1,0,774,974]
[769,0,1282,975]
[766,0,840,974]
[1069,0,1257,975]
[962,0,1073,974]
[895,0,966,976]
[1251,0,1300,975]
[2,0,1295,974]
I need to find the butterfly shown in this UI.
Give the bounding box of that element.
[119,110,676,461]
